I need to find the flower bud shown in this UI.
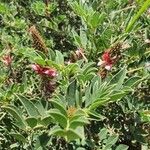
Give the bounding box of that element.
[1,55,12,66]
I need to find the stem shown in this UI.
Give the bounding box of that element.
[65,119,70,141]
[28,132,34,150]
[114,5,136,14]
[127,67,143,73]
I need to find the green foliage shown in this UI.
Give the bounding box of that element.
[0,0,150,149]
[140,111,150,122]
[126,0,150,32]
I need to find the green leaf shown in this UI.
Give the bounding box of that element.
[0,3,8,14]
[69,114,85,123]
[48,109,67,128]
[82,62,95,74]
[49,126,65,137]
[66,80,77,106]
[88,110,106,121]
[85,84,92,107]
[10,133,27,143]
[34,100,47,116]
[25,117,37,128]
[2,105,26,130]
[34,133,51,150]
[10,143,19,149]
[140,111,150,122]
[74,126,85,140]
[80,30,87,49]
[50,99,67,117]
[126,0,150,32]
[124,76,141,87]
[109,67,127,90]
[90,12,104,28]
[98,128,108,141]
[34,58,46,66]
[50,124,85,141]
[89,98,109,110]
[85,67,97,76]
[69,118,89,129]
[32,1,45,15]
[69,1,86,21]
[76,148,86,150]
[85,75,102,107]
[104,135,119,150]
[66,63,79,75]
[41,115,54,126]
[55,50,64,65]
[66,130,81,141]
[66,127,84,141]
[110,91,126,101]
[115,144,129,150]
[72,30,81,47]
[16,95,40,117]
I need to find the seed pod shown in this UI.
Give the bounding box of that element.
[98,68,107,79]
[28,25,48,54]
[109,43,122,63]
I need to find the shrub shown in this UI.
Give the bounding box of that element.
[0,0,150,149]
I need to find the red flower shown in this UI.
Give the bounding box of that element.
[97,52,113,70]
[1,55,12,66]
[42,67,57,77]
[31,64,57,78]
[31,64,43,74]
[102,52,113,65]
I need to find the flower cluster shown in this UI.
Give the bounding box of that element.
[1,55,12,66]
[67,106,77,118]
[31,64,57,78]
[97,52,113,71]
[97,43,123,78]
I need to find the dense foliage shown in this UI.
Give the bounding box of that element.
[0,0,150,149]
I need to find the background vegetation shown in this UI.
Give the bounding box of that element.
[0,0,150,149]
